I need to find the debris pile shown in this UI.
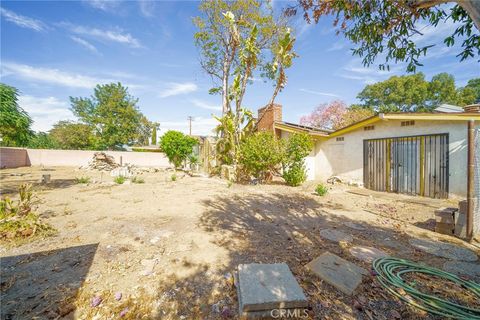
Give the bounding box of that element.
[87,152,119,171]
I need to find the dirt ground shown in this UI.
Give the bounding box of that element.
[1,166,479,319]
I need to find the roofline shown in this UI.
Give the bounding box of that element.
[274,112,480,139]
[274,122,330,138]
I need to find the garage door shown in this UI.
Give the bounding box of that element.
[363,134,449,198]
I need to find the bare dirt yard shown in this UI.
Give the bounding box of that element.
[1,166,479,319]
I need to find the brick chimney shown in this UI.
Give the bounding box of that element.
[463,103,480,113]
[257,103,282,133]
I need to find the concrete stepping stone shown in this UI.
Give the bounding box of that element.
[349,246,388,263]
[344,222,366,231]
[236,263,308,316]
[409,238,478,262]
[443,260,480,280]
[319,229,353,243]
[306,251,367,295]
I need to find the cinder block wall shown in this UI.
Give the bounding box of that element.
[0,148,29,168]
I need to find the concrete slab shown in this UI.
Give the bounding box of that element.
[409,238,478,262]
[319,229,353,243]
[443,261,480,279]
[236,263,308,313]
[305,252,367,295]
[349,246,388,263]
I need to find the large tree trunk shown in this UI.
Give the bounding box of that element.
[407,0,480,30]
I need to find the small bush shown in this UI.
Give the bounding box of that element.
[114,176,126,184]
[171,174,177,181]
[0,184,54,243]
[283,163,307,187]
[239,132,284,182]
[131,176,145,184]
[160,130,198,168]
[76,176,91,184]
[315,183,328,196]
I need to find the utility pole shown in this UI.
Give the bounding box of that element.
[188,116,194,136]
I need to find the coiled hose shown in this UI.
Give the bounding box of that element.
[372,257,480,319]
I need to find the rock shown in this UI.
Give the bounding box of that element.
[236,263,308,314]
[306,251,367,295]
[349,246,388,263]
[87,152,119,171]
[443,261,480,279]
[327,176,342,184]
[344,222,366,231]
[115,292,122,301]
[319,229,353,243]
[110,167,132,178]
[140,258,158,276]
[91,295,102,307]
[409,238,478,262]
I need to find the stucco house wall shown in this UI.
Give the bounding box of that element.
[314,119,479,197]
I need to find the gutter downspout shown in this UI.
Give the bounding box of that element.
[466,119,475,241]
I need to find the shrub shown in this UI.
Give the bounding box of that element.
[239,132,284,182]
[0,184,54,243]
[131,176,145,184]
[171,174,177,181]
[282,163,307,187]
[131,148,162,153]
[315,183,328,196]
[76,176,91,184]
[282,133,313,187]
[114,176,126,184]
[160,130,198,168]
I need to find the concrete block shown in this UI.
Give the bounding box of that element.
[349,246,388,263]
[459,200,467,215]
[306,252,367,295]
[435,222,454,235]
[435,210,455,224]
[236,263,307,314]
[455,212,467,239]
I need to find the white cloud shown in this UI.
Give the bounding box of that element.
[84,0,120,12]
[191,99,221,111]
[159,117,217,136]
[337,57,402,84]
[327,40,348,52]
[66,24,141,48]
[138,0,155,17]
[0,8,47,32]
[1,62,112,88]
[159,82,198,98]
[70,36,100,54]
[299,89,340,97]
[18,95,75,132]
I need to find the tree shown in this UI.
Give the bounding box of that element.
[464,78,480,102]
[70,83,148,150]
[282,133,313,186]
[27,132,59,149]
[300,100,374,130]
[159,130,198,168]
[286,1,479,72]
[194,0,281,114]
[356,73,478,111]
[0,83,32,146]
[49,121,96,150]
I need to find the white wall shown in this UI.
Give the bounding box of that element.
[1,148,172,168]
[280,131,316,181]
[314,120,479,197]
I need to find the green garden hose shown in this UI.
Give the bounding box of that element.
[372,257,480,319]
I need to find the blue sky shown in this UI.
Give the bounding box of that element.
[1,0,479,135]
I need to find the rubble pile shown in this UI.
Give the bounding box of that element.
[87,152,120,171]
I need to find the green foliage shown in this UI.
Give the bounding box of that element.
[49,121,97,150]
[27,132,59,149]
[189,154,199,165]
[288,1,479,72]
[0,83,33,146]
[239,132,284,182]
[357,73,478,112]
[160,131,198,168]
[282,163,307,187]
[70,82,151,149]
[114,176,126,184]
[171,174,177,182]
[0,184,54,243]
[131,148,162,153]
[76,176,91,184]
[315,183,328,196]
[282,133,313,186]
[131,176,145,184]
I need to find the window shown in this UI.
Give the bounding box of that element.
[401,120,415,127]
[364,125,375,131]
[336,137,344,142]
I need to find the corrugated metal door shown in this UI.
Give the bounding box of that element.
[363,134,449,198]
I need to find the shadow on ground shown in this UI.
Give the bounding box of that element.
[151,192,477,319]
[0,178,78,196]
[1,243,98,319]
